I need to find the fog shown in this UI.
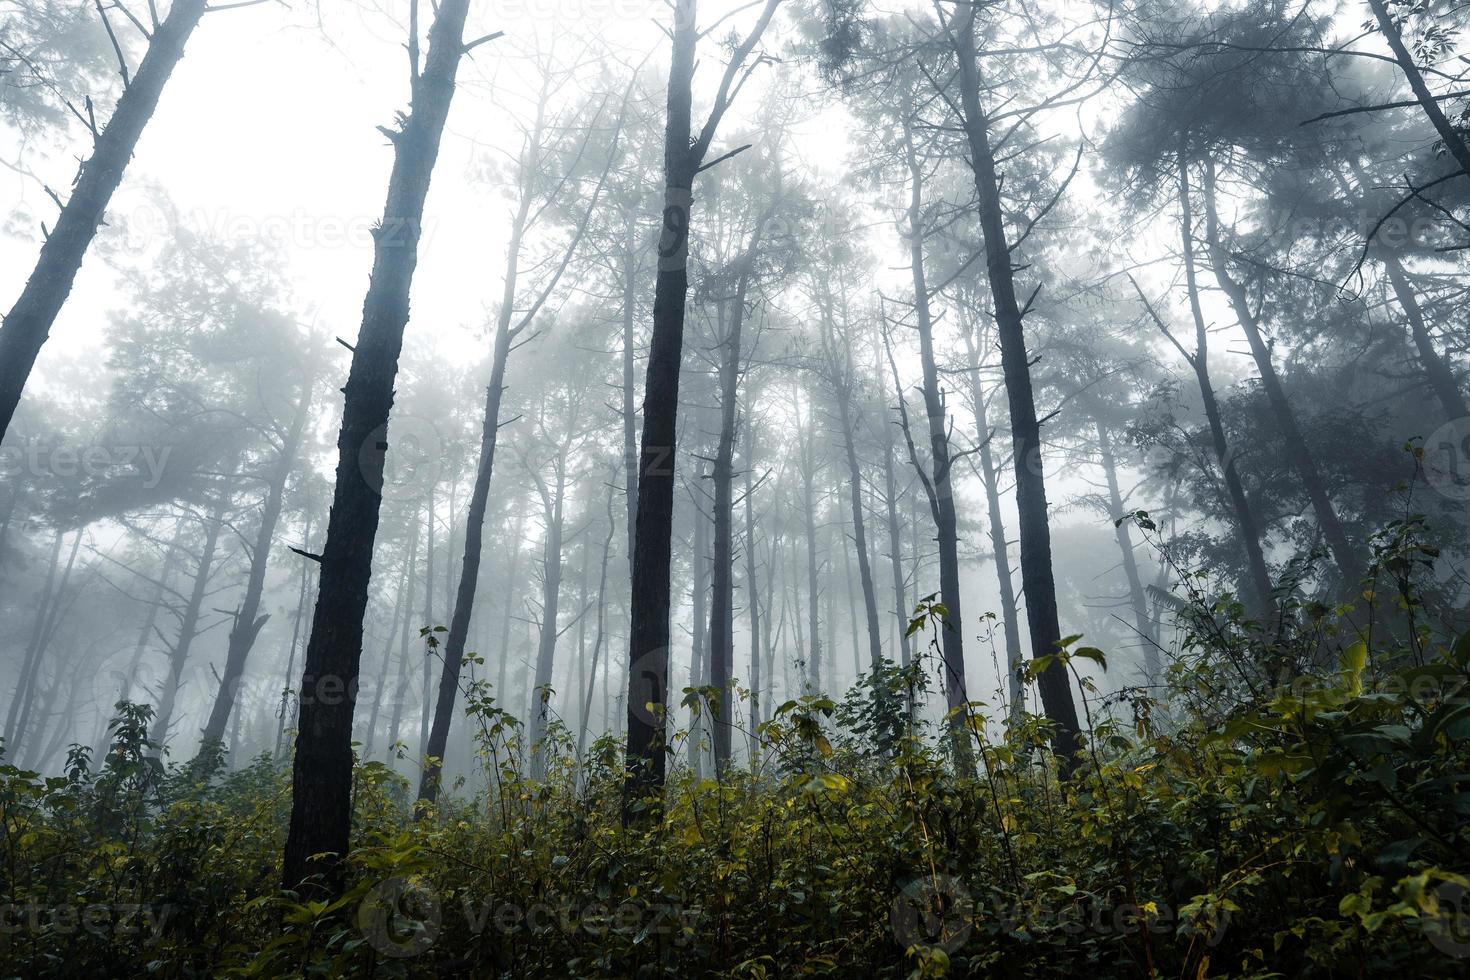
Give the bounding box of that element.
[2,0,1469,975]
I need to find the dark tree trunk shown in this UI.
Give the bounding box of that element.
[623,0,700,816]
[688,475,711,778]
[281,0,474,894]
[1201,158,1359,583]
[0,0,211,441]
[622,219,640,580]
[622,0,779,819]
[199,362,316,751]
[951,9,1079,762]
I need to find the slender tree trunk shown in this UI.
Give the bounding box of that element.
[578,505,616,761]
[879,383,911,669]
[1365,0,1470,178]
[419,483,435,759]
[0,0,211,443]
[1096,421,1158,681]
[1201,158,1359,583]
[798,397,823,695]
[622,219,640,579]
[275,509,314,758]
[900,118,971,756]
[688,476,710,778]
[200,362,316,751]
[951,9,1079,762]
[281,0,474,894]
[363,553,409,759]
[1382,252,1469,419]
[960,321,1024,719]
[528,471,567,780]
[151,498,227,752]
[388,507,423,756]
[4,527,64,749]
[708,231,760,777]
[95,553,175,759]
[496,502,527,700]
[743,422,762,761]
[12,528,81,755]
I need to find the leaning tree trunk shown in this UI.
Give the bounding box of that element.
[0,0,209,444]
[1365,0,1470,178]
[199,361,316,752]
[1201,158,1359,583]
[951,9,1079,763]
[282,0,475,895]
[960,320,1024,720]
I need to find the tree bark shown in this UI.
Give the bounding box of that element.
[527,467,567,780]
[281,0,474,894]
[0,0,211,444]
[4,527,65,749]
[1095,421,1159,681]
[951,8,1079,762]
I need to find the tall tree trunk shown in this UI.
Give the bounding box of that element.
[282,0,474,894]
[419,484,435,759]
[0,0,211,443]
[900,118,971,756]
[708,229,760,777]
[578,501,617,761]
[1095,420,1159,682]
[199,361,317,751]
[151,498,227,752]
[622,0,779,817]
[743,422,763,760]
[387,508,423,756]
[1201,158,1359,583]
[363,552,410,759]
[496,502,527,701]
[960,320,1024,719]
[798,396,823,695]
[879,374,911,668]
[527,470,567,780]
[951,8,1079,762]
[688,475,711,779]
[622,218,640,580]
[12,528,82,755]
[95,551,176,759]
[624,0,701,815]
